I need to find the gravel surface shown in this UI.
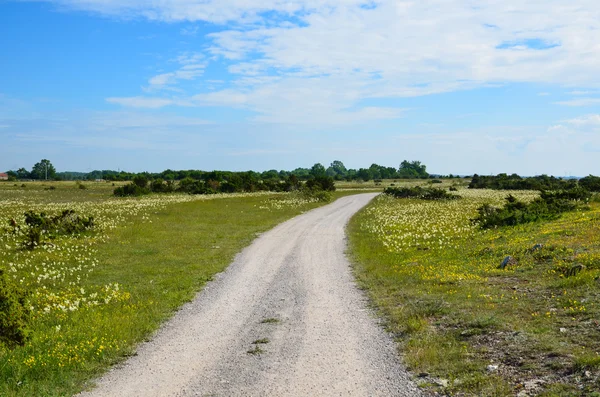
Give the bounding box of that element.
[79,193,422,397]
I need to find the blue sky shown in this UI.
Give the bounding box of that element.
[1,1,600,175]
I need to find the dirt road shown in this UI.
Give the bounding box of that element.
[80,193,421,396]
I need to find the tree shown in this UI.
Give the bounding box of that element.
[310,163,327,178]
[357,168,372,181]
[16,168,30,179]
[327,160,347,180]
[369,164,382,180]
[31,159,56,180]
[398,160,428,179]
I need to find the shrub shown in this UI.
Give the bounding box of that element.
[132,175,149,189]
[18,210,94,249]
[306,176,336,192]
[473,189,588,229]
[177,178,217,195]
[298,187,332,203]
[384,186,459,200]
[150,178,174,193]
[579,175,600,192]
[0,268,31,347]
[114,183,150,197]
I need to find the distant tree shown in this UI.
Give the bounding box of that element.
[310,163,327,177]
[398,160,428,179]
[16,168,30,179]
[306,176,336,191]
[30,159,56,180]
[579,175,600,192]
[327,160,347,180]
[345,169,358,181]
[357,168,372,181]
[369,164,382,180]
[261,169,279,180]
[132,175,149,188]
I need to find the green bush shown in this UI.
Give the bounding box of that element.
[384,186,459,200]
[14,210,95,249]
[114,183,150,197]
[305,176,336,192]
[579,175,600,192]
[0,268,31,347]
[473,189,588,229]
[298,187,332,203]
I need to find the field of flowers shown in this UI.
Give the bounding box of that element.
[349,187,600,396]
[0,182,335,396]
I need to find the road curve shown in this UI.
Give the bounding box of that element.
[80,193,422,397]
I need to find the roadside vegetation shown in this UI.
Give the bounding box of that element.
[349,185,600,396]
[0,182,353,396]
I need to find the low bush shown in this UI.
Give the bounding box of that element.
[473,188,589,228]
[305,176,336,192]
[113,183,150,197]
[0,268,31,347]
[384,186,459,200]
[9,210,95,249]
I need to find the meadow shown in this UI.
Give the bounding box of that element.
[3,178,598,396]
[348,186,600,396]
[0,181,355,396]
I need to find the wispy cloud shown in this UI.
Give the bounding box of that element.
[106,96,174,108]
[555,98,600,107]
[563,114,600,126]
[34,1,600,125]
[180,25,199,36]
[146,52,206,91]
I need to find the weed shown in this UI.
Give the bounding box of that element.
[252,338,269,344]
[247,346,264,355]
[574,353,600,372]
[260,318,280,324]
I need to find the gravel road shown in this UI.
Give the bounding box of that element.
[80,193,422,397]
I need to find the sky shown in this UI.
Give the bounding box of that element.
[1,1,600,176]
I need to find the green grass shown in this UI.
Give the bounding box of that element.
[348,189,600,396]
[0,186,353,396]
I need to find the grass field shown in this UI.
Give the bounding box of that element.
[6,179,597,396]
[0,181,354,396]
[348,187,600,396]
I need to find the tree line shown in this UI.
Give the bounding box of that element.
[5,159,431,182]
[469,173,600,192]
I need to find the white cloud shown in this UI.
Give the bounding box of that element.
[555,98,600,107]
[180,25,199,36]
[563,114,600,126]
[146,52,206,90]
[41,1,600,123]
[106,96,174,108]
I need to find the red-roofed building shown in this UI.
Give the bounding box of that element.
[0,173,8,180]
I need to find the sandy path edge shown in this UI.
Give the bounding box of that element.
[79,193,422,397]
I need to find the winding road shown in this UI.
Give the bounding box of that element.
[80,193,421,397]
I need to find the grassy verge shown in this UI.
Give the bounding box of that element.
[348,189,600,396]
[0,186,352,396]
